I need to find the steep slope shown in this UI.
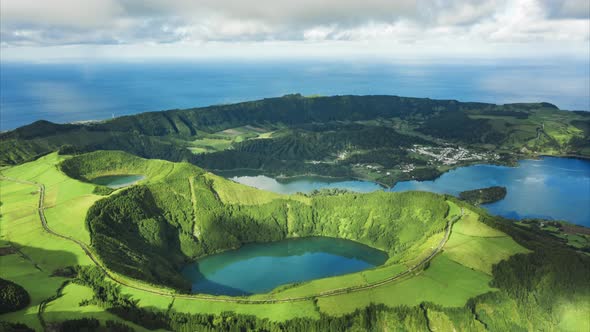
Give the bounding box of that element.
[2,151,587,331]
[3,94,584,168]
[60,151,449,290]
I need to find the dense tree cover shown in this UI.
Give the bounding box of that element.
[48,265,435,331]
[0,278,30,314]
[48,318,100,332]
[2,94,588,330]
[418,110,504,144]
[232,125,429,160]
[88,178,448,289]
[57,144,83,155]
[51,266,78,278]
[477,229,590,330]
[86,186,191,289]
[2,127,193,167]
[401,167,442,182]
[569,119,590,154]
[473,109,530,119]
[74,264,137,309]
[96,94,492,136]
[517,219,590,253]
[1,94,575,168]
[0,321,34,332]
[9,150,586,331]
[56,221,590,332]
[193,149,354,178]
[53,265,438,332]
[46,318,135,332]
[344,148,426,168]
[491,248,589,310]
[194,124,432,176]
[302,188,353,196]
[459,186,507,205]
[2,95,585,190]
[92,186,114,196]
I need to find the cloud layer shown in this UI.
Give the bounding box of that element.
[1,0,589,59]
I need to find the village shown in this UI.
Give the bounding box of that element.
[408,144,500,166]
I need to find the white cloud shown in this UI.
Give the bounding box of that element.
[1,0,124,28]
[0,0,588,59]
[539,0,590,19]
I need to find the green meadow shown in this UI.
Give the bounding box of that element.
[1,151,588,331]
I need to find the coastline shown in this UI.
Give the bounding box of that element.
[211,154,586,189]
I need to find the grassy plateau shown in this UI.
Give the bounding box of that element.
[1,94,589,331]
[1,151,587,331]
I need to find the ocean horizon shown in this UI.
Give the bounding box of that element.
[2,59,589,131]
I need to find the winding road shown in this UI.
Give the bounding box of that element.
[1,175,460,304]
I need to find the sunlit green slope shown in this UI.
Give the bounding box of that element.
[1,151,588,331]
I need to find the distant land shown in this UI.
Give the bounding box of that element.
[1,94,589,331]
[2,60,589,130]
[2,94,589,188]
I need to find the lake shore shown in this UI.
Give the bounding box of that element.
[222,156,590,227]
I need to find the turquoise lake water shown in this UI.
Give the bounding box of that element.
[228,157,590,227]
[91,175,144,189]
[182,237,388,296]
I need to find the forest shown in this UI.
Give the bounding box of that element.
[62,151,449,290]
[2,94,588,186]
[1,95,589,331]
[459,186,507,205]
[7,206,588,332]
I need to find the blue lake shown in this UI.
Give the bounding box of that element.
[182,236,388,296]
[219,171,384,194]
[228,157,590,227]
[91,174,144,189]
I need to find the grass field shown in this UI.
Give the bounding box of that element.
[316,254,494,316]
[171,297,319,321]
[187,125,275,154]
[468,107,588,155]
[1,152,531,330]
[0,154,126,330]
[444,209,530,274]
[43,283,155,332]
[315,207,527,316]
[0,245,67,330]
[206,173,310,205]
[556,297,590,332]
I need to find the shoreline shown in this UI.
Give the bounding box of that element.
[210,153,587,189]
[538,153,590,161]
[212,167,391,188]
[208,157,521,189]
[210,156,590,228]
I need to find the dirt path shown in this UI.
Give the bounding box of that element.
[1,175,460,304]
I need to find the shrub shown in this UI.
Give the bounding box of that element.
[0,278,30,314]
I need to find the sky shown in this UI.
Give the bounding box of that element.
[1,0,589,61]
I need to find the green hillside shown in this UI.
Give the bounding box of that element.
[1,94,590,331]
[1,151,588,331]
[61,151,449,290]
[2,95,588,186]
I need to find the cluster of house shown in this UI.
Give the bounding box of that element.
[408,145,499,166]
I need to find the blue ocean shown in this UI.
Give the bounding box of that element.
[1,59,588,130]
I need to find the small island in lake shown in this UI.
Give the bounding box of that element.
[459,186,507,205]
